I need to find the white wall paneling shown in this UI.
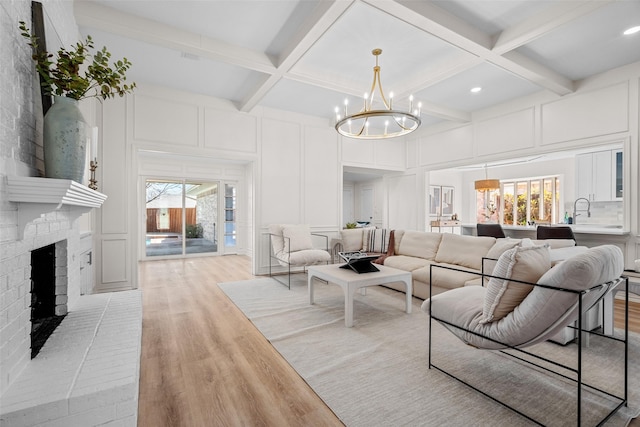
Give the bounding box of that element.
[419,125,474,166]
[342,138,376,166]
[204,108,257,153]
[100,238,128,284]
[406,137,419,169]
[304,126,340,227]
[387,174,418,230]
[541,82,629,145]
[260,118,302,225]
[475,108,535,157]
[133,94,198,145]
[101,98,128,235]
[375,139,406,169]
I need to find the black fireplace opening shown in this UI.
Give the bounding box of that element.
[31,244,65,358]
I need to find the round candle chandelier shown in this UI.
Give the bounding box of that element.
[334,49,421,139]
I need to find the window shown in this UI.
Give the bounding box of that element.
[477,176,561,226]
[224,183,237,248]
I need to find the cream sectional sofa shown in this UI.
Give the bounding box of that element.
[380,230,579,300]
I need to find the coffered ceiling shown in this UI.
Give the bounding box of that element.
[74,0,640,131]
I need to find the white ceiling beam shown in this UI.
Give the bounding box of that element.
[74,1,275,74]
[239,0,354,112]
[369,0,575,95]
[497,51,575,93]
[370,0,493,51]
[492,0,614,54]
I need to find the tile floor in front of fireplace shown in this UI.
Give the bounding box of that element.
[0,290,142,427]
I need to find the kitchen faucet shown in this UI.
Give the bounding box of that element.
[572,197,591,224]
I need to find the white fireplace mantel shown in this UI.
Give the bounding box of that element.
[7,176,107,239]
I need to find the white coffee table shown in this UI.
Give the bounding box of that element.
[307,263,412,327]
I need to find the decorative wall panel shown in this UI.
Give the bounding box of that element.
[133,94,198,145]
[542,82,629,145]
[376,139,406,169]
[101,99,128,234]
[101,239,128,283]
[476,108,535,156]
[304,126,339,226]
[261,118,301,224]
[204,108,257,152]
[342,138,375,165]
[419,125,473,166]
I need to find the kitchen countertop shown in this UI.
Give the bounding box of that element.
[461,224,628,235]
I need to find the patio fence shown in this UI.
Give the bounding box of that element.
[146,208,196,233]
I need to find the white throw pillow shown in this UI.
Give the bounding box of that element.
[483,238,522,275]
[479,244,550,324]
[282,225,313,252]
[340,228,365,252]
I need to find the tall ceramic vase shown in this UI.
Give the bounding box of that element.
[43,96,88,182]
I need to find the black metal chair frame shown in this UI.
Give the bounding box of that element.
[268,232,329,289]
[428,261,629,426]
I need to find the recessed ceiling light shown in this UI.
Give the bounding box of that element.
[624,26,640,35]
[470,87,482,93]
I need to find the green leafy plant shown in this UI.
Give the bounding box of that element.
[186,224,203,239]
[19,21,136,100]
[345,222,357,229]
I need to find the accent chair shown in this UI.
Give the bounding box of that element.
[268,224,331,289]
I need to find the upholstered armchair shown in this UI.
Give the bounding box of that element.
[422,244,627,425]
[268,224,331,289]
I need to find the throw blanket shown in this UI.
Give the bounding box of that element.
[374,230,395,264]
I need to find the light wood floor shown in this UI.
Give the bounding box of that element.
[138,255,640,427]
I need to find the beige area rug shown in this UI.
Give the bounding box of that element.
[218,276,640,426]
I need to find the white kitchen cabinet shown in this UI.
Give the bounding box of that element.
[576,150,614,201]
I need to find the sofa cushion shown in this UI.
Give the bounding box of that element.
[548,246,589,266]
[383,255,431,272]
[282,225,313,252]
[284,249,331,266]
[340,228,365,252]
[364,228,391,253]
[269,224,287,254]
[412,263,480,291]
[393,230,405,253]
[480,244,550,324]
[434,233,496,271]
[530,238,575,249]
[397,231,442,260]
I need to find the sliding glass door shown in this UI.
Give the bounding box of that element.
[145,179,219,257]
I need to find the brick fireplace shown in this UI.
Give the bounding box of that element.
[0,177,104,394]
[1,178,141,426]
